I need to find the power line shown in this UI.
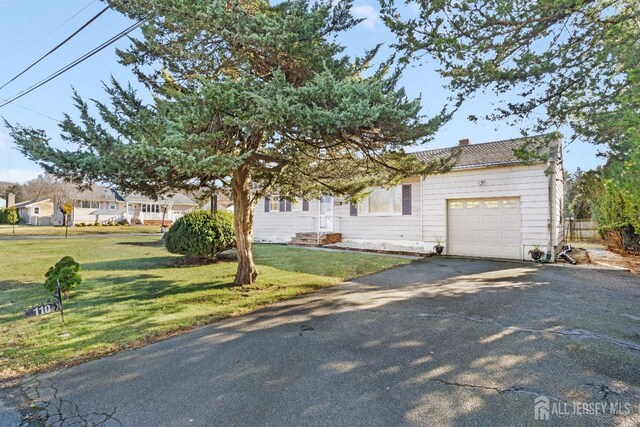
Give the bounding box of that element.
[0,19,145,109]
[2,99,61,122]
[0,4,111,91]
[1,99,61,122]
[35,0,98,44]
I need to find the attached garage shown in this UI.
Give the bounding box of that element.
[447,197,521,259]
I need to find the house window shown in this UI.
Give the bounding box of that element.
[291,200,303,212]
[502,199,518,208]
[34,207,40,214]
[81,201,99,209]
[270,196,280,212]
[141,204,161,213]
[358,187,402,215]
[109,203,116,210]
[449,201,464,209]
[484,200,499,209]
[466,201,480,209]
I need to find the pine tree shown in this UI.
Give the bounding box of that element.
[8,0,451,285]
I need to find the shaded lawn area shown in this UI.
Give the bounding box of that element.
[0,237,410,379]
[0,224,162,236]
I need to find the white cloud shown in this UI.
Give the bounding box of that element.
[0,168,42,183]
[352,4,380,29]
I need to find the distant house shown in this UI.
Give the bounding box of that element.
[0,197,6,209]
[15,199,54,225]
[9,185,196,226]
[253,134,565,260]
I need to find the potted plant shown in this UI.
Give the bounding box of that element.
[529,245,544,261]
[433,237,444,255]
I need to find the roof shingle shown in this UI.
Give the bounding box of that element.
[413,134,559,170]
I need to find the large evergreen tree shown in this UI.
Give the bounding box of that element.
[8,0,450,285]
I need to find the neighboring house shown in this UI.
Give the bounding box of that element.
[0,197,6,209]
[15,199,54,225]
[42,186,198,226]
[253,134,565,260]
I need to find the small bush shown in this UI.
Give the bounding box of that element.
[75,223,84,227]
[165,210,235,259]
[44,256,82,297]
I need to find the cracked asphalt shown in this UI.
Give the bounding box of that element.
[12,257,640,426]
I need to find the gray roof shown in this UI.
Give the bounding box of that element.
[71,186,196,206]
[413,134,560,170]
[73,186,120,201]
[14,199,51,208]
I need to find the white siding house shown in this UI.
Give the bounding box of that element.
[253,134,565,260]
[45,186,198,226]
[15,199,54,225]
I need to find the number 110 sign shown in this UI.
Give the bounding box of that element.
[24,279,65,322]
[25,302,60,317]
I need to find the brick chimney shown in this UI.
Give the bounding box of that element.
[459,138,471,146]
[7,192,15,208]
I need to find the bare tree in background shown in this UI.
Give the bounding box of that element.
[23,174,76,224]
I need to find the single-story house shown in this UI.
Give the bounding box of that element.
[253,135,564,260]
[10,186,196,226]
[15,199,55,225]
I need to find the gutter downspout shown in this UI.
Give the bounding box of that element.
[548,158,555,261]
[317,197,321,245]
[420,177,424,246]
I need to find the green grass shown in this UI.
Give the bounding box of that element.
[0,224,162,236]
[0,237,410,378]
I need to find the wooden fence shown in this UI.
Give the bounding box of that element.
[565,219,598,241]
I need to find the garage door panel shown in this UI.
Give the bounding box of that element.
[502,230,520,240]
[448,198,521,260]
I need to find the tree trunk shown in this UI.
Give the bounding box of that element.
[232,167,257,286]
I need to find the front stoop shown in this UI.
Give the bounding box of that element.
[288,232,342,247]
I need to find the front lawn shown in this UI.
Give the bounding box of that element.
[0,224,162,236]
[0,237,410,379]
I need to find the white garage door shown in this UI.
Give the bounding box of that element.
[447,198,521,259]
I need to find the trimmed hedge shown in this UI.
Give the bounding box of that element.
[165,210,235,259]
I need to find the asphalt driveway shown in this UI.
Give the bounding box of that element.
[13,258,640,426]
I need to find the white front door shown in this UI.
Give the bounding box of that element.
[447,198,521,259]
[319,196,334,231]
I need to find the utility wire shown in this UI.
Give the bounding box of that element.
[0,19,145,109]
[0,4,110,91]
[0,99,61,122]
[35,0,98,44]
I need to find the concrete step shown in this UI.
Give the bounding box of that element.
[289,232,342,246]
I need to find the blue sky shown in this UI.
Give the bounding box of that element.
[0,0,605,183]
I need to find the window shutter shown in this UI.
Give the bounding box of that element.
[279,199,286,212]
[302,199,309,211]
[285,200,292,212]
[402,184,412,215]
[264,196,270,212]
[350,202,358,216]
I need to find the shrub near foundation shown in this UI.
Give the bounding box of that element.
[165,210,235,259]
